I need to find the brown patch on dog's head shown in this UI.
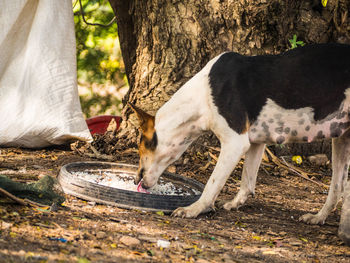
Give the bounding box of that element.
[129,102,158,183]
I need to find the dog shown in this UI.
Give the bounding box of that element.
[129,43,350,243]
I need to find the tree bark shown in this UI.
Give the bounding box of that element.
[109,0,350,153]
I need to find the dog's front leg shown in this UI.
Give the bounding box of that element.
[223,143,265,210]
[172,134,250,218]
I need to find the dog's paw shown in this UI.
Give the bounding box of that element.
[299,213,326,225]
[171,206,200,218]
[223,200,241,211]
[223,194,249,211]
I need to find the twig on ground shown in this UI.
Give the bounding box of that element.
[208,152,218,162]
[262,167,270,176]
[0,187,51,207]
[0,187,27,205]
[23,198,50,207]
[265,147,328,188]
[71,142,116,161]
[261,161,274,167]
[121,148,139,154]
[202,145,221,152]
[70,142,84,156]
[89,145,115,161]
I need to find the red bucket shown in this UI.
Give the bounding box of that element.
[86,115,121,135]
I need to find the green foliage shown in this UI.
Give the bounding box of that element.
[78,84,125,118]
[73,0,128,117]
[73,0,126,84]
[289,34,305,49]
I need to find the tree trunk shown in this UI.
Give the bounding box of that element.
[109,0,350,153]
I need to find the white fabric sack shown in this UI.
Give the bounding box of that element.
[0,0,92,147]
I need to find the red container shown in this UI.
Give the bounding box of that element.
[86,115,121,135]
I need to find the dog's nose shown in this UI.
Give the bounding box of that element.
[141,180,150,189]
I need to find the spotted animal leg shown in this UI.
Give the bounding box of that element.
[223,143,265,210]
[300,131,350,224]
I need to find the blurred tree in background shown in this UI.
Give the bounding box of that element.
[73,0,128,118]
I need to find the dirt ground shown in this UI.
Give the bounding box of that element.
[1,140,350,263]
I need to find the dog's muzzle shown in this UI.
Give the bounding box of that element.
[134,168,144,185]
[141,179,151,189]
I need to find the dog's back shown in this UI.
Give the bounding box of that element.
[209,43,350,144]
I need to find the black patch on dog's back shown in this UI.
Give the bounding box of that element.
[209,43,350,133]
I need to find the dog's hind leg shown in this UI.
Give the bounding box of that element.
[172,133,251,218]
[300,129,350,225]
[223,143,265,211]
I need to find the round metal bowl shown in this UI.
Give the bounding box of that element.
[58,161,204,212]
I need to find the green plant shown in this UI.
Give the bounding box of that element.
[73,0,128,117]
[289,34,305,49]
[73,0,126,85]
[78,84,123,118]
[276,144,285,149]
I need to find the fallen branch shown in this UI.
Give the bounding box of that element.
[23,198,50,207]
[265,147,328,188]
[0,187,50,207]
[0,187,27,205]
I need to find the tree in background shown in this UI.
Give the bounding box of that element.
[74,0,128,117]
[108,0,350,154]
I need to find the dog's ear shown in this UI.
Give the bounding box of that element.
[128,102,155,135]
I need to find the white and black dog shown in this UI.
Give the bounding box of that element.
[130,43,350,243]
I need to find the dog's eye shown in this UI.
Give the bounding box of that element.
[139,134,144,144]
[139,168,144,179]
[144,132,158,150]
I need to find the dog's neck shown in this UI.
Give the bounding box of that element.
[155,79,210,141]
[155,56,222,136]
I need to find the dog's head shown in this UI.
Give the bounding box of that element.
[129,103,199,189]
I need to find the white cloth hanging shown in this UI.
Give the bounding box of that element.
[0,0,92,147]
